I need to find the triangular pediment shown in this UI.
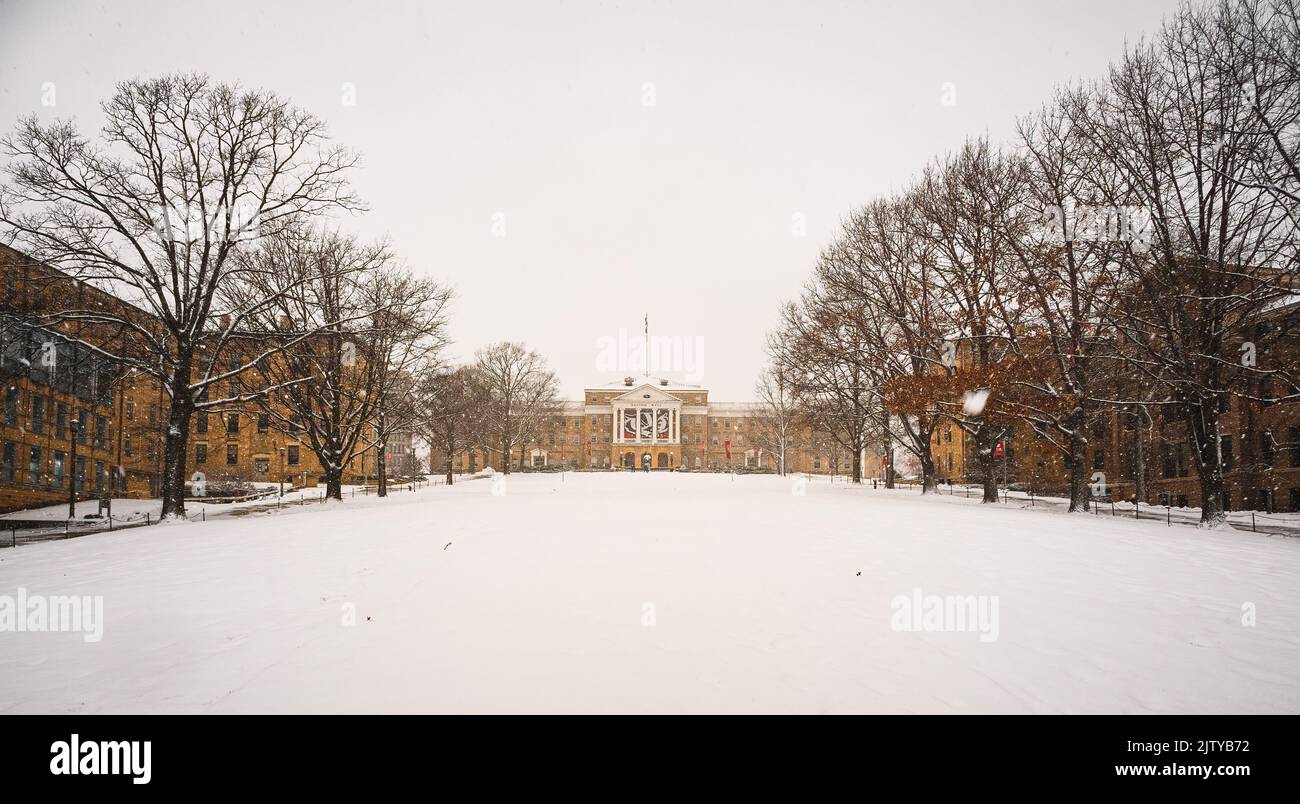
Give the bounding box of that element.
[610,384,683,404]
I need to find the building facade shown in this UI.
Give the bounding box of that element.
[446,375,882,476]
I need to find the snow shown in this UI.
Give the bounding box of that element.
[2,472,1299,714]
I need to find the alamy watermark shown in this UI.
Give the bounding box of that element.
[595,328,705,382]
[0,588,104,643]
[890,588,999,643]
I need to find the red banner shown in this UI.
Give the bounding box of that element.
[992,440,1005,458]
[724,439,731,460]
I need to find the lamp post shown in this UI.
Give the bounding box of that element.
[278,446,285,497]
[68,417,81,518]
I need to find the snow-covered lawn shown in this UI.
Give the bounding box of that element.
[2,472,1298,713]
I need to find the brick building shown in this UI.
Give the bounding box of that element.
[928,300,1300,513]
[0,245,392,513]
[446,375,882,476]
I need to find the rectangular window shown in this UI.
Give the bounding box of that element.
[3,385,17,426]
[75,456,86,492]
[77,408,89,443]
[94,460,104,494]
[197,412,208,434]
[1093,450,1105,470]
[53,451,64,488]
[227,414,239,434]
[1262,432,1276,465]
[195,444,207,464]
[28,446,40,486]
[31,395,46,435]
[1220,435,1234,472]
[226,444,238,465]
[257,413,269,433]
[96,415,108,449]
[4,442,17,483]
[126,398,134,420]
[124,433,132,456]
[287,445,300,465]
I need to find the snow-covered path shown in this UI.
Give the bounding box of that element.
[2,472,1298,713]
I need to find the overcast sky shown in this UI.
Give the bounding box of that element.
[0,0,1184,399]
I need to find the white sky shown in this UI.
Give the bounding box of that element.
[0,0,1183,400]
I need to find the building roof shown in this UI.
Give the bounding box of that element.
[586,375,705,392]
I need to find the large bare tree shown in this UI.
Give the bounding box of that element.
[0,74,360,518]
[474,342,560,474]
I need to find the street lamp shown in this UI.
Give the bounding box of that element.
[68,417,81,518]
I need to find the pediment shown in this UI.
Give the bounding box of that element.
[610,384,683,404]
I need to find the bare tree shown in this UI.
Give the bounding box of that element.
[0,74,360,518]
[474,342,560,474]
[417,365,490,485]
[751,365,802,475]
[911,139,1024,503]
[355,269,452,496]
[1071,3,1296,526]
[236,226,395,501]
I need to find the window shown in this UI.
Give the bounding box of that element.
[226,444,239,465]
[53,451,64,488]
[227,413,239,434]
[257,413,269,433]
[56,402,67,440]
[124,433,132,456]
[197,412,208,434]
[4,385,17,426]
[96,415,108,449]
[31,395,46,435]
[1220,435,1233,472]
[287,445,300,465]
[126,398,134,420]
[75,456,86,492]
[1262,432,1276,465]
[1093,450,1105,470]
[76,409,89,443]
[94,460,104,494]
[27,446,40,486]
[195,444,207,464]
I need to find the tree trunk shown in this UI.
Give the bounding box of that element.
[159,361,194,520]
[1067,428,1090,513]
[1188,402,1226,528]
[919,446,937,493]
[326,470,343,501]
[444,443,454,485]
[1132,406,1147,503]
[376,438,388,498]
[974,423,999,503]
